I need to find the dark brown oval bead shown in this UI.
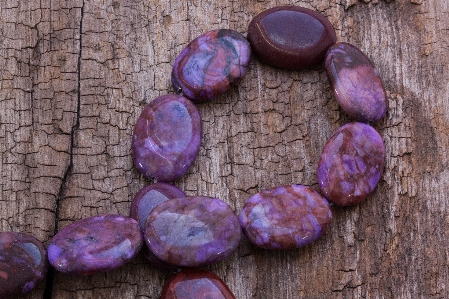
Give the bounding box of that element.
[248,6,337,69]
[160,268,236,299]
[0,232,48,298]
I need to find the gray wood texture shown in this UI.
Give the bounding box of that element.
[1,0,448,298]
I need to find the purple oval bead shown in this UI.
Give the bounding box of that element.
[48,215,143,276]
[0,232,48,297]
[132,94,202,182]
[171,29,251,102]
[130,182,185,270]
[317,122,386,206]
[248,6,337,69]
[144,196,241,267]
[325,42,387,123]
[239,185,332,250]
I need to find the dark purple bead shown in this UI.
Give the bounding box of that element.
[132,94,202,182]
[171,29,251,102]
[247,6,337,69]
[325,42,387,123]
[317,122,386,206]
[130,183,185,270]
[144,196,241,267]
[160,268,236,299]
[239,185,332,250]
[0,232,48,297]
[48,215,143,275]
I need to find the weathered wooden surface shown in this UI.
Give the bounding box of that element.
[1,0,448,298]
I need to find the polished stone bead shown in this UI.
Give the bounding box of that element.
[144,196,241,267]
[247,6,337,69]
[160,268,236,299]
[172,29,251,102]
[0,232,48,297]
[325,42,387,123]
[130,182,185,270]
[48,215,143,275]
[239,185,332,250]
[132,94,202,182]
[317,122,385,206]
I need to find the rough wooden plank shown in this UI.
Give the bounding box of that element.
[1,0,449,298]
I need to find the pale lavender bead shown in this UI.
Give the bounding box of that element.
[132,94,202,182]
[48,215,143,276]
[317,122,386,206]
[144,196,241,267]
[239,185,332,250]
[130,183,185,270]
[325,42,387,123]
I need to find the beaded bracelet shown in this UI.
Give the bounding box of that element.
[0,5,386,298]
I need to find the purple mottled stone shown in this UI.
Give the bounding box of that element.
[48,215,143,276]
[325,42,387,123]
[130,183,185,270]
[144,196,241,267]
[132,94,202,182]
[0,232,48,297]
[248,6,337,69]
[317,122,386,206]
[172,29,251,102]
[239,185,332,250]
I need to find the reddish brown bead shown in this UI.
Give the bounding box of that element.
[160,268,236,299]
[248,6,337,69]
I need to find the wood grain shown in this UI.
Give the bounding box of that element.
[1,0,448,298]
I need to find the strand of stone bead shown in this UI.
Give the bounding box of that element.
[239,6,386,251]
[132,29,253,273]
[0,5,388,298]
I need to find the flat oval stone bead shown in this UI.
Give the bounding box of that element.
[171,29,251,102]
[239,185,332,250]
[0,232,48,297]
[144,196,241,267]
[248,6,337,69]
[160,268,236,299]
[325,42,387,123]
[48,215,143,275]
[317,122,386,206]
[132,94,202,182]
[130,182,185,270]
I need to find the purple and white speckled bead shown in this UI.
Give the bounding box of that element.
[317,122,386,206]
[171,29,251,102]
[132,94,202,182]
[325,42,387,123]
[239,185,332,250]
[48,215,143,276]
[144,196,241,267]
